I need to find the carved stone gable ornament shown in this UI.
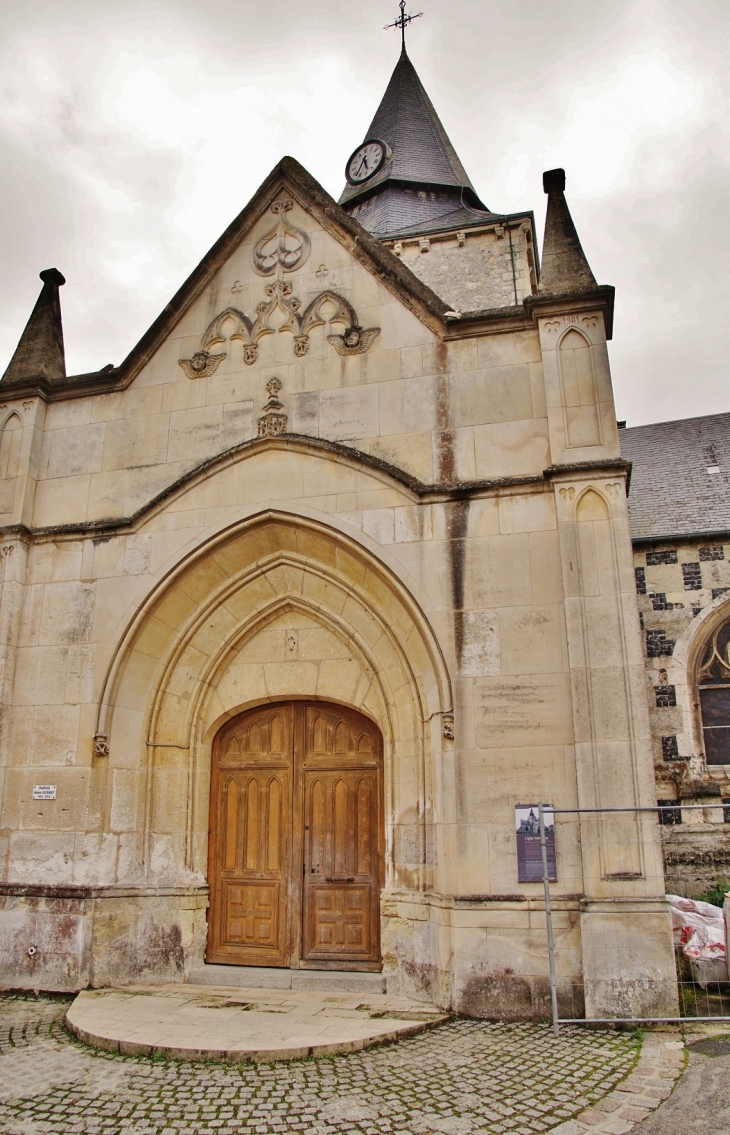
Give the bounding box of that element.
[327,325,380,356]
[177,350,226,379]
[193,289,380,368]
[252,198,311,277]
[257,376,288,437]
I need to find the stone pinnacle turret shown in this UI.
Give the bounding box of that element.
[2,268,67,385]
[538,170,597,294]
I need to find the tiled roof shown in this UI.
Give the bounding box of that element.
[339,49,492,238]
[620,412,730,541]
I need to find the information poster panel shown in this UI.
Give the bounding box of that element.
[515,804,556,883]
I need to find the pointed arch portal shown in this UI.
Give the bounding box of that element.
[208,701,383,969]
[97,508,452,975]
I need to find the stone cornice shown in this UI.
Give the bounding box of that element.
[0,882,208,899]
[442,284,615,342]
[631,528,730,548]
[524,284,615,339]
[544,457,632,492]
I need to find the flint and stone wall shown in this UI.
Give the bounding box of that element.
[631,538,730,894]
[389,220,537,313]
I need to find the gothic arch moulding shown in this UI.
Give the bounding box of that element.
[671,593,730,767]
[96,511,452,892]
[558,327,602,448]
[0,412,23,482]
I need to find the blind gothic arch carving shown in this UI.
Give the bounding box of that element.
[557,327,602,448]
[0,412,22,482]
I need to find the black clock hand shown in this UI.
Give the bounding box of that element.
[356,154,369,176]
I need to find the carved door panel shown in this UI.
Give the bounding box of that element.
[207,704,293,967]
[208,701,382,969]
[301,705,382,965]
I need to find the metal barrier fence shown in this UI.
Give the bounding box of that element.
[537,803,730,1034]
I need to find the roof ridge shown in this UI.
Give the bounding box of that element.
[623,410,730,433]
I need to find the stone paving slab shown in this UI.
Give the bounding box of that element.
[551,1033,686,1135]
[188,964,387,992]
[634,1024,730,1134]
[0,992,649,1135]
[65,983,450,1061]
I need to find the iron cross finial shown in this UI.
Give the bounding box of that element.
[384,0,423,52]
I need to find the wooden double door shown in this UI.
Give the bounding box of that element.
[207,701,383,969]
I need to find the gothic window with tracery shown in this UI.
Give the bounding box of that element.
[698,618,730,765]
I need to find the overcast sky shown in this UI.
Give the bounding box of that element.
[0,0,727,426]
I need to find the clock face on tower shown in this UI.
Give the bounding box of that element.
[345,139,389,185]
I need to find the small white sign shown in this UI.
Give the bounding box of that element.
[32,785,56,801]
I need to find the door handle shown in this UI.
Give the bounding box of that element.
[325,876,355,883]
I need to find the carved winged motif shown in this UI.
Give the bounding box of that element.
[327,327,380,356]
[178,351,226,379]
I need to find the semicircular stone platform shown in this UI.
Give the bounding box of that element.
[66,984,449,1062]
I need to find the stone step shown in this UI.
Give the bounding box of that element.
[187,965,386,994]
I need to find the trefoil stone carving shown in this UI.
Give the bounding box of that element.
[252,198,311,276]
[197,290,380,367]
[178,350,226,380]
[258,377,287,437]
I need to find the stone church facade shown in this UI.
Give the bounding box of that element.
[0,48,695,1019]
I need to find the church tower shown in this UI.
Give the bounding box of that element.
[339,45,538,310]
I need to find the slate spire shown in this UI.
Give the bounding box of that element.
[538,169,597,294]
[2,269,67,385]
[340,48,480,207]
[339,49,492,239]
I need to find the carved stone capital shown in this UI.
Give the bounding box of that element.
[93,734,110,758]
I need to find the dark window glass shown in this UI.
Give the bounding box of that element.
[723,798,730,824]
[698,619,730,765]
[700,687,730,764]
[658,800,682,825]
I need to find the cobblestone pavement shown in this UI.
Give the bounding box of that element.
[0,994,641,1135]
